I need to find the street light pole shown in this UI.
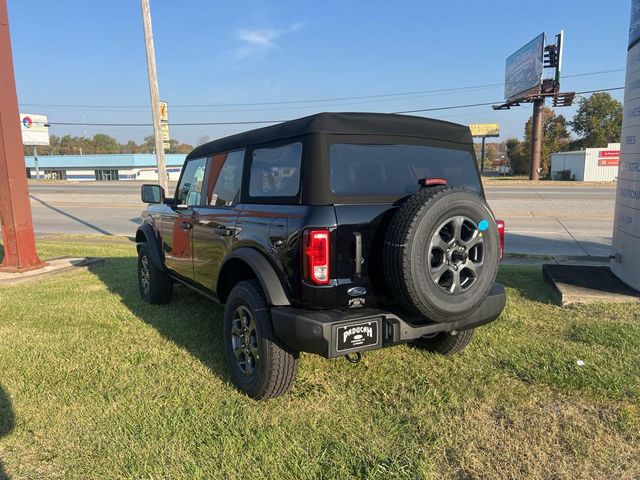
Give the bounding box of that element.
[0,0,44,271]
[140,0,168,192]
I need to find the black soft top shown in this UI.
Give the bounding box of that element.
[187,112,472,159]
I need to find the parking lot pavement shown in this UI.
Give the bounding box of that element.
[17,182,617,257]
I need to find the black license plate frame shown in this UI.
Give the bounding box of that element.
[335,319,380,353]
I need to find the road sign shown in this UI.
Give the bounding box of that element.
[469,123,500,138]
[20,113,49,146]
[597,149,620,166]
[159,101,168,122]
[159,101,169,150]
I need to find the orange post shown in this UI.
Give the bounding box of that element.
[0,0,43,271]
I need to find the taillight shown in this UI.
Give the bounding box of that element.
[303,229,330,285]
[496,220,505,260]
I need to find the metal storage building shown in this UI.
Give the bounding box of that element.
[550,143,620,182]
[23,153,187,181]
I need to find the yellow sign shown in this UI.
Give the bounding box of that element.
[159,101,168,122]
[469,123,500,138]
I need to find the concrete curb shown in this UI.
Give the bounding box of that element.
[501,254,609,266]
[0,256,105,286]
[542,264,640,305]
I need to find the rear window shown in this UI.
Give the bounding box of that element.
[329,144,481,197]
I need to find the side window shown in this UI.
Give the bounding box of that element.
[208,150,245,207]
[176,157,207,206]
[249,142,302,198]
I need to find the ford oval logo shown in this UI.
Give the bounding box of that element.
[347,286,367,297]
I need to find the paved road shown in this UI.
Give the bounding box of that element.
[22,182,616,257]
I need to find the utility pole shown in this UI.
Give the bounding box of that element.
[0,0,44,271]
[480,137,486,172]
[529,98,544,181]
[33,145,39,179]
[140,0,168,192]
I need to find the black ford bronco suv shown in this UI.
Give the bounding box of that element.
[136,112,506,399]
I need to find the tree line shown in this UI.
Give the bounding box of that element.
[23,92,622,177]
[23,134,194,156]
[505,92,622,176]
[474,92,622,175]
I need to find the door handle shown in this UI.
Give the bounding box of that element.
[214,227,235,237]
[179,221,193,230]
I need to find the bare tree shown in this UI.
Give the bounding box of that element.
[197,135,210,146]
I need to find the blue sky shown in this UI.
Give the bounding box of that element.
[9,0,630,146]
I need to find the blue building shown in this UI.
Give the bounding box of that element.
[24,154,188,181]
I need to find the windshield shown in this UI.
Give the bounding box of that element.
[329,144,481,197]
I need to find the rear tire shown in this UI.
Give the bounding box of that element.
[412,328,475,355]
[384,186,500,322]
[223,280,298,400]
[138,243,173,304]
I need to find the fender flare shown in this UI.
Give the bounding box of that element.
[219,248,291,306]
[135,223,166,272]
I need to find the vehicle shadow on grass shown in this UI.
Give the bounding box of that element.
[497,264,556,304]
[0,385,15,480]
[89,257,232,384]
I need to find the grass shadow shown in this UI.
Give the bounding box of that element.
[497,265,556,304]
[89,257,232,385]
[0,385,14,480]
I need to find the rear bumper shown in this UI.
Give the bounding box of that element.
[271,283,506,358]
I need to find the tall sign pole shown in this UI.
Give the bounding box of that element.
[529,98,544,181]
[140,0,168,192]
[0,0,43,271]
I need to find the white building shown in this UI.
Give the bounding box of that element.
[24,153,187,181]
[550,143,620,182]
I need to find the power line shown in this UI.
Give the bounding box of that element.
[49,119,286,127]
[46,86,625,127]
[21,68,625,111]
[394,86,625,114]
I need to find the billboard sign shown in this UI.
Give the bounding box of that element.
[20,113,50,146]
[469,123,500,138]
[504,34,545,101]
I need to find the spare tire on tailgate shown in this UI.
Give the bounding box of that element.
[384,185,500,322]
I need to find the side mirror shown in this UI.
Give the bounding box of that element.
[141,184,165,204]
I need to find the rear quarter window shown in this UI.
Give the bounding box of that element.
[329,144,481,197]
[249,142,302,198]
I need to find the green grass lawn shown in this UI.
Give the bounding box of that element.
[0,237,639,479]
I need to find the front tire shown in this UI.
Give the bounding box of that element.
[223,280,298,399]
[138,243,173,304]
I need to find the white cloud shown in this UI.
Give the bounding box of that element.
[232,23,302,60]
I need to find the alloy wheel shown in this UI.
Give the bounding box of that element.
[428,216,484,294]
[230,305,259,376]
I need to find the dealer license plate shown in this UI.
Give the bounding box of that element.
[336,320,379,353]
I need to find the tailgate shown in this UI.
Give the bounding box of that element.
[333,203,397,309]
